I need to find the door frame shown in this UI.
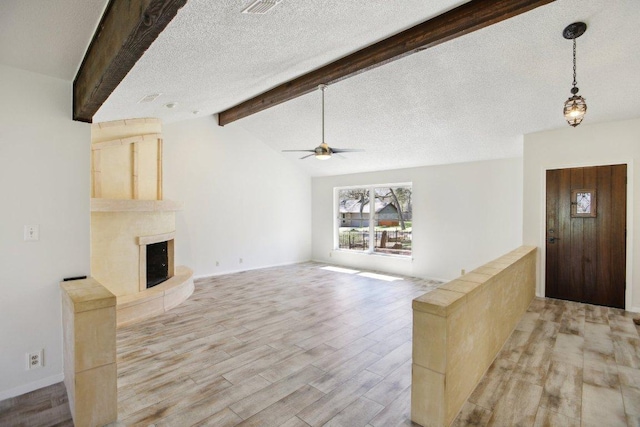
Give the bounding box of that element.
[537,159,634,310]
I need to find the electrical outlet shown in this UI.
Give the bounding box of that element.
[215,261,219,266]
[239,258,243,264]
[27,349,44,370]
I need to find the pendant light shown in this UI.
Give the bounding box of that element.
[562,22,587,127]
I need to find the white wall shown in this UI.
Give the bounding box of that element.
[0,65,90,399]
[523,117,640,312]
[312,158,523,281]
[163,115,312,277]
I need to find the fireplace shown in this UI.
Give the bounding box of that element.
[137,231,175,291]
[147,241,169,288]
[90,118,193,327]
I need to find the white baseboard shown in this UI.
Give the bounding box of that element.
[629,305,640,314]
[0,373,64,401]
[193,259,310,281]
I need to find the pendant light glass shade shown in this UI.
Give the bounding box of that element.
[564,93,587,127]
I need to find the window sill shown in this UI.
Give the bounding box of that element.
[332,249,413,261]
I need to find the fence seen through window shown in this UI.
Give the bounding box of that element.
[337,185,412,256]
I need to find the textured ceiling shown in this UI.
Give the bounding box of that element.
[235,0,640,176]
[94,0,640,177]
[94,0,468,122]
[0,0,108,80]
[3,1,639,177]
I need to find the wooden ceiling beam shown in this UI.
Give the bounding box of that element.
[218,0,554,126]
[73,0,187,123]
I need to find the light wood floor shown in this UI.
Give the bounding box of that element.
[115,262,440,426]
[0,382,72,427]
[2,262,639,426]
[454,297,640,427]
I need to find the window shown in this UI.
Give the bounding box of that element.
[337,188,370,251]
[336,184,412,256]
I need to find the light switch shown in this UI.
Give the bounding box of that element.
[24,225,39,241]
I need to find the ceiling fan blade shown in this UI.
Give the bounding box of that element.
[331,148,365,153]
[299,153,316,160]
[282,149,315,153]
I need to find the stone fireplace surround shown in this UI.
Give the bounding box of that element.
[90,119,193,327]
[90,192,194,327]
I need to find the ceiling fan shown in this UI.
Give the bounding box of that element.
[283,84,364,160]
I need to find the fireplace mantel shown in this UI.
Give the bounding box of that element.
[91,198,183,212]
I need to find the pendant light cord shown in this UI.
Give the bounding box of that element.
[572,38,577,88]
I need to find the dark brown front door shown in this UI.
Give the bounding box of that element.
[545,165,626,308]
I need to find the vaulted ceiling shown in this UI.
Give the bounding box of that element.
[2,0,640,177]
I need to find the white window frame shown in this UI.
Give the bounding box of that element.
[334,182,412,257]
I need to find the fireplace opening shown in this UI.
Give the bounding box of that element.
[147,241,169,288]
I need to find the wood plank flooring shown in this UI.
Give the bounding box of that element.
[2,262,640,427]
[115,263,440,426]
[0,382,73,427]
[454,297,640,427]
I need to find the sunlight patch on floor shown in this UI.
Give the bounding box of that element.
[320,266,360,274]
[320,265,404,282]
[358,272,403,282]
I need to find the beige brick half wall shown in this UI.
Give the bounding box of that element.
[411,246,537,427]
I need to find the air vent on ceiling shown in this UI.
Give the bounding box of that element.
[242,0,282,14]
[138,93,161,103]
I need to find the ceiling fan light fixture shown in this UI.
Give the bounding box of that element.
[315,141,331,160]
[562,22,587,127]
[281,85,364,160]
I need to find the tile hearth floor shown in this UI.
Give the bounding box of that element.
[1,262,639,426]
